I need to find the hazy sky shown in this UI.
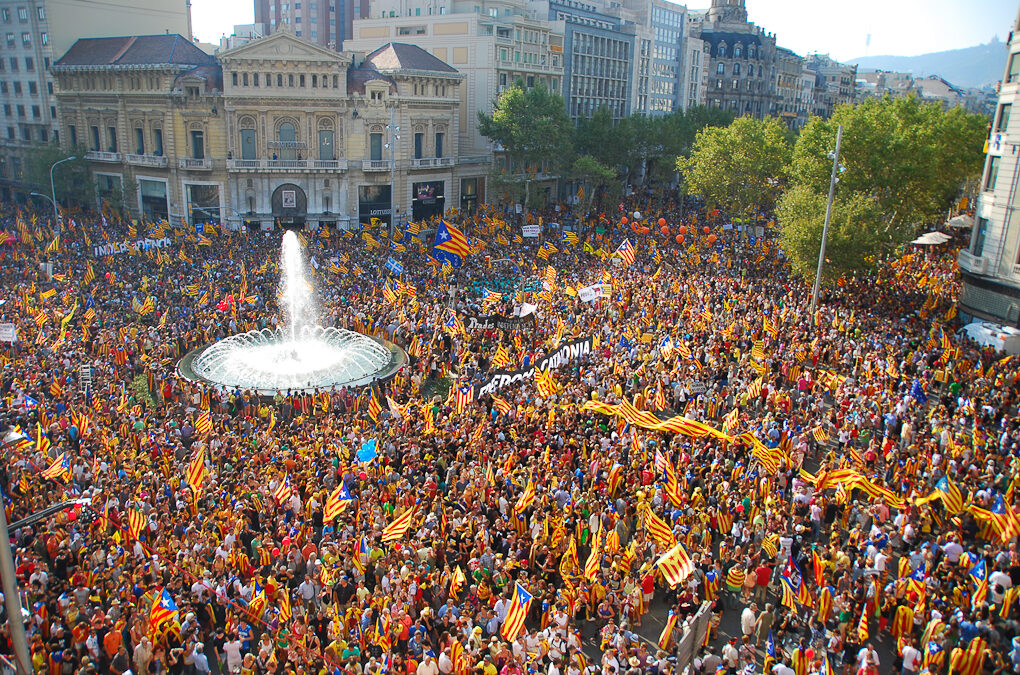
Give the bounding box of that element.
[192,0,1016,61]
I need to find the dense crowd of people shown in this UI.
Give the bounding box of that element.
[0,193,1013,675]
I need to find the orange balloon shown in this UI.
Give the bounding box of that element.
[702,226,710,234]
[657,217,667,227]
[640,226,651,234]
[675,234,685,244]
[621,216,629,225]
[659,226,669,236]
[678,226,687,235]
[707,234,717,244]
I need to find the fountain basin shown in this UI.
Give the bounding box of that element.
[178,326,407,395]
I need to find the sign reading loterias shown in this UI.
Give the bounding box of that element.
[92,237,171,257]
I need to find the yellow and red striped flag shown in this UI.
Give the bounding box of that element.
[654,541,695,588]
[195,411,212,436]
[186,448,205,495]
[381,506,416,543]
[514,477,536,515]
[500,582,533,642]
[127,509,146,541]
[643,507,677,548]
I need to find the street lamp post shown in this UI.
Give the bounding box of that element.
[49,156,77,231]
[385,106,400,239]
[809,125,843,314]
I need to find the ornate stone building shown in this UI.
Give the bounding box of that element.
[54,31,474,228]
[688,0,776,119]
[52,34,224,224]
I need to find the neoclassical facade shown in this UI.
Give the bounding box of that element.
[52,34,225,224]
[54,30,474,229]
[220,31,464,229]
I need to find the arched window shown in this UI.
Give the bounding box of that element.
[278,121,297,160]
[317,118,335,161]
[733,63,740,76]
[716,42,726,58]
[716,62,725,75]
[733,44,742,58]
[748,45,756,59]
[239,116,256,160]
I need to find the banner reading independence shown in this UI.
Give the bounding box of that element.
[475,335,593,397]
[463,312,537,332]
[93,237,171,257]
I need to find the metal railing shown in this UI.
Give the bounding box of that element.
[361,159,393,171]
[124,153,168,167]
[178,158,213,170]
[85,150,121,162]
[409,157,456,169]
[226,159,347,171]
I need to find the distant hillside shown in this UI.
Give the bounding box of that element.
[850,39,1005,89]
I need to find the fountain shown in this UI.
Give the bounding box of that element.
[178,231,406,394]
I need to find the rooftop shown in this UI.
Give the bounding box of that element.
[55,34,215,68]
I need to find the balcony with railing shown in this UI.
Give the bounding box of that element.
[361,159,393,171]
[226,158,347,172]
[85,150,122,162]
[124,153,168,168]
[179,158,213,170]
[409,157,456,169]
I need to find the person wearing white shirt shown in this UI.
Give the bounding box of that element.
[437,649,454,675]
[990,568,1012,604]
[770,662,795,675]
[901,640,921,674]
[942,538,964,564]
[417,654,439,675]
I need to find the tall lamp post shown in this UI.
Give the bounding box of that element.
[49,156,77,231]
[385,106,400,239]
[809,125,843,314]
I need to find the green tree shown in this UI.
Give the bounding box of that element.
[23,143,92,208]
[478,80,573,207]
[777,185,892,280]
[676,115,792,219]
[791,95,987,229]
[574,105,634,172]
[571,155,619,215]
[100,175,138,217]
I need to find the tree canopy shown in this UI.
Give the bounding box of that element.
[676,115,793,219]
[478,80,573,206]
[23,144,92,209]
[791,95,987,229]
[779,95,988,279]
[778,185,891,280]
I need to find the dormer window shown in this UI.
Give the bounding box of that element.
[370,90,384,101]
[717,42,726,58]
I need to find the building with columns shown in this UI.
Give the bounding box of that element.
[53,31,476,229]
[52,34,222,224]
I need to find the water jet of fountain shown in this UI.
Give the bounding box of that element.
[182,230,405,393]
[280,230,314,344]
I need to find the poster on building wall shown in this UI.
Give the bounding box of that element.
[282,190,297,209]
